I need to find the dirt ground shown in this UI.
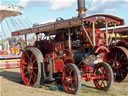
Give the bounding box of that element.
[0,68,128,96]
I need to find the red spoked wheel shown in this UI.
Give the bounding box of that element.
[62,64,81,94]
[104,46,128,82]
[93,62,114,91]
[20,47,45,87]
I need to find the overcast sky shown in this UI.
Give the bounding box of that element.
[1,0,128,23]
[1,0,128,38]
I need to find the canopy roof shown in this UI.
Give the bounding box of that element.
[84,14,124,28]
[12,14,124,36]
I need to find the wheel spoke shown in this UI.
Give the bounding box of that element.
[32,71,37,81]
[22,60,28,65]
[71,83,75,91]
[115,52,118,60]
[96,79,100,84]
[119,54,125,60]
[67,82,70,89]
[98,67,105,77]
[68,68,73,76]
[32,59,37,65]
[120,70,124,80]
[27,76,32,86]
[24,71,29,75]
[31,76,36,84]
[72,74,77,82]
[117,69,124,80]
[120,57,127,63]
[110,51,115,60]
[26,52,31,64]
[64,80,68,86]
[101,80,105,87]
[33,67,38,70]
[30,53,34,61]
[117,49,121,59]
[121,63,128,65]
[103,69,109,78]
[121,68,127,73]
[65,72,69,77]
[100,67,105,74]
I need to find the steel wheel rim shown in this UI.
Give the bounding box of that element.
[94,64,111,90]
[20,50,38,86]
[104,47,128,82]
[62,66,78,94]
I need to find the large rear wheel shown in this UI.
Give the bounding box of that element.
[62,64,81,94]
[20,47,46,87]
[104,46,128,82]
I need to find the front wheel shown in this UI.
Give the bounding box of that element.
[93,62,114,91]
[62,64,81,94]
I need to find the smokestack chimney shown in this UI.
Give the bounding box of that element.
[77,0,87,18]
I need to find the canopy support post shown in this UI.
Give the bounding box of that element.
[25,34,27,45]
[92,22,96,46]
[68,28,72,51]
[105,22,108,45]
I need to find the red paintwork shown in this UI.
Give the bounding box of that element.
[20,50,38,86]
[19,14,125,94]
[54,42,65,54]
[43,40,55,53]
[64,50,74,64]
[40,26,106,74]
[93,63,111,90]
[96,46,109,54]
[81,28,105,48]
[33,13,125,85]
[103,46,128,82]
[95,29,105,46]
[79,64,110,86]
[116,40,128,49]
[54,59,65,73]
[84,14,124,25]
[44,48,74,73]
[62,65,79,94]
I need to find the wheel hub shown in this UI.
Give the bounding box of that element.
[112,61,121,70]
[27,65,32,72]
[66,77,71,83]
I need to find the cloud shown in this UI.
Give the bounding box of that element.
[123,0,128,7]
[19,0,76,10]
[87,0,126,14]
[104,9,117,13]
[19,0,128,14]
[19,0,50,7]
[50,0,76,11]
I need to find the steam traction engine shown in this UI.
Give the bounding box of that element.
[12,0,128,94]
